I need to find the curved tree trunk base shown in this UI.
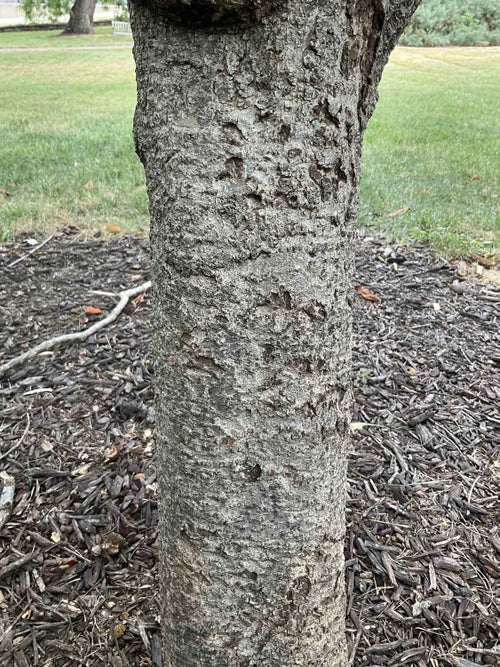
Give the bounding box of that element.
[61,0,96,35]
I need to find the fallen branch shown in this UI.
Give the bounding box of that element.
[0,281,151,378]
[7,233,55,269]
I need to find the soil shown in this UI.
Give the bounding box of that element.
[0,231,498,667]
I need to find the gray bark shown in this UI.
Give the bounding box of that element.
[129,0,420,664]
[62,0,96,34]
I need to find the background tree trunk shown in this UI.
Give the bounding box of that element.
[62,0,96,35]
[130,0,420,664]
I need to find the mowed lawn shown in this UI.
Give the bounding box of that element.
[361,47,499,255]
[0,33,498,255]
[0,44,143,238]
[0,26,132,49]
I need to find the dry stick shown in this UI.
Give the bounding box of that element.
[7,233,55,269]
[0,414,30,462]
[459,646,500,658]
[348,590,370,667]
[450,658,485,667]
[0,281,151,377]
[0,552,35,581]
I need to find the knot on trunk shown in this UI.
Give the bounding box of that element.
[151,0,285,27]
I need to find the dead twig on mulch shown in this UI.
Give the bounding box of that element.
[0,281,151,377]
[0,414,29,462]
[7,233,55,269]
[0,552,34,581]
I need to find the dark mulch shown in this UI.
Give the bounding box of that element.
[0,231,498,667]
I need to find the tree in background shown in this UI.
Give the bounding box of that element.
[22,0,94,33]
[130,0,421,664]
[63,0,96,34]
[21,0,128,34]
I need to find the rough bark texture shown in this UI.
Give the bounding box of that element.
[150,0,285,27]
[62,0,96,34]
[130,0,420,664]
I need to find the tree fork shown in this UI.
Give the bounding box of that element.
[129,1,420,664]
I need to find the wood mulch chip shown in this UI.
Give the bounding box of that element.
[0,231,498,667]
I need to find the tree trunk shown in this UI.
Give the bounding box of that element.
[129,1,420,664]
[62,0,96,35]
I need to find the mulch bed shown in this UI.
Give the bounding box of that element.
[0,231,498,667]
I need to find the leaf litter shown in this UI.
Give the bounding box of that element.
[0,231,498,666]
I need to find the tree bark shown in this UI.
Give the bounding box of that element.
[62,0,96,34]
[129,0,420,664]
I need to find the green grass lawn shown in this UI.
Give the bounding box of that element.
[0,31,498,256]
[0,47,145,238]
[0,26,132,49]
[361,47,499,255]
